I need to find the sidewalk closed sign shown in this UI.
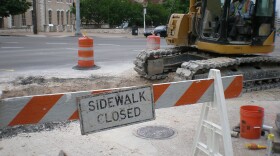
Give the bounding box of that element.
[77,86,155,135]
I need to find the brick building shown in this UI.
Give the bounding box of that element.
[1,0,75,32]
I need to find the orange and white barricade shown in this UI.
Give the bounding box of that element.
[0,70,242,128]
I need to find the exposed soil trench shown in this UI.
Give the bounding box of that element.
[0,71,176,139]
[0,72,176,99]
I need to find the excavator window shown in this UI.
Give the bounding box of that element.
[201,0,224,40]
[199,0,274,44]
[253,0,274,38]
[255,0,273,16]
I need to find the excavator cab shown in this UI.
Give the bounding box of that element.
[200,0,275,44]
[167,0,276,54]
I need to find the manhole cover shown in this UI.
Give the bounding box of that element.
[135,126,175,140]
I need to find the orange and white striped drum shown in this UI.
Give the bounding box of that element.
[78,36,95,67]
[146,35,160,50]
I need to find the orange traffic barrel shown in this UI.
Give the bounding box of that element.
[78,36,95,68]
[240,105,264,139]
[146,35,160,50]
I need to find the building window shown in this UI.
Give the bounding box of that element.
[66,11,69,25]
[70,12,73,25]
[22,13,26,26]
[48,10,52,24]
[30,10,33,25]
[11,16,15,26]
[57,11,60,25]
[61,11,64,25]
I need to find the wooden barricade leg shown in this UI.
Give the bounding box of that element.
[192,69,234,156]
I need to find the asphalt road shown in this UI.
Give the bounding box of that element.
[0,35,168,71]
[0,35,279,78]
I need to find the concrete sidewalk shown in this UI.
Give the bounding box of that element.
[1,90,280,156]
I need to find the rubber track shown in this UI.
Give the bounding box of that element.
[134,49,280,92]
[176,56,280,92]
[133,47,197,80]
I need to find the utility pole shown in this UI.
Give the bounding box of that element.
[44,0,47,25]
[75,0,81,36]
[32,0,38,34]
[143,1,148,33]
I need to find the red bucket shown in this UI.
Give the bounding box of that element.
[240,105,264,139]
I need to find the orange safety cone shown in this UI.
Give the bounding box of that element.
[146,34,160,50]
[77,36,95,68]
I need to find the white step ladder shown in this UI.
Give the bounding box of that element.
[192,69,234,156]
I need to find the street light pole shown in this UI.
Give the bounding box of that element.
[32,0,38,34]
[143,2,148,33]
[75,0,81,36]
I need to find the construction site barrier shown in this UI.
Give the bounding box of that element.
[146,35,160,50]
[0,74,242,128]
[78,36,95,68]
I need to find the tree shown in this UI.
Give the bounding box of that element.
[80,0,105,25]
[70,2,76,15]
[163,0,189,15]
[0,0,31,17]
[146,2,169,26]
[77,0,190,28]
[107,0,142,26]
[145,0,189,27]
[80,0,142,28]
[128,2,142,26]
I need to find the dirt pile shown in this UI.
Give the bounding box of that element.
[1,71,176,99]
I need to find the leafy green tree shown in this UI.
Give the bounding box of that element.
[105,0,132,26]
[163,0,189,14]
[70,3,76,15]
[145,2,169,26]
[77,0,190,28]
[145,0,189,27]
[107,0,142,26]
[79,0,143,28]
[130,3,143,26]
[0,0,31,17]
[82,0,111,26]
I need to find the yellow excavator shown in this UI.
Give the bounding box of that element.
[134,0,280,92]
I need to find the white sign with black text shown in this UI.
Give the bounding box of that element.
[77,86,155,135]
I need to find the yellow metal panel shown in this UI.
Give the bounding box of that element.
[263,31,275,45]
[190,0,196,12]
[166,14,190,46]
[196,41,274,54]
